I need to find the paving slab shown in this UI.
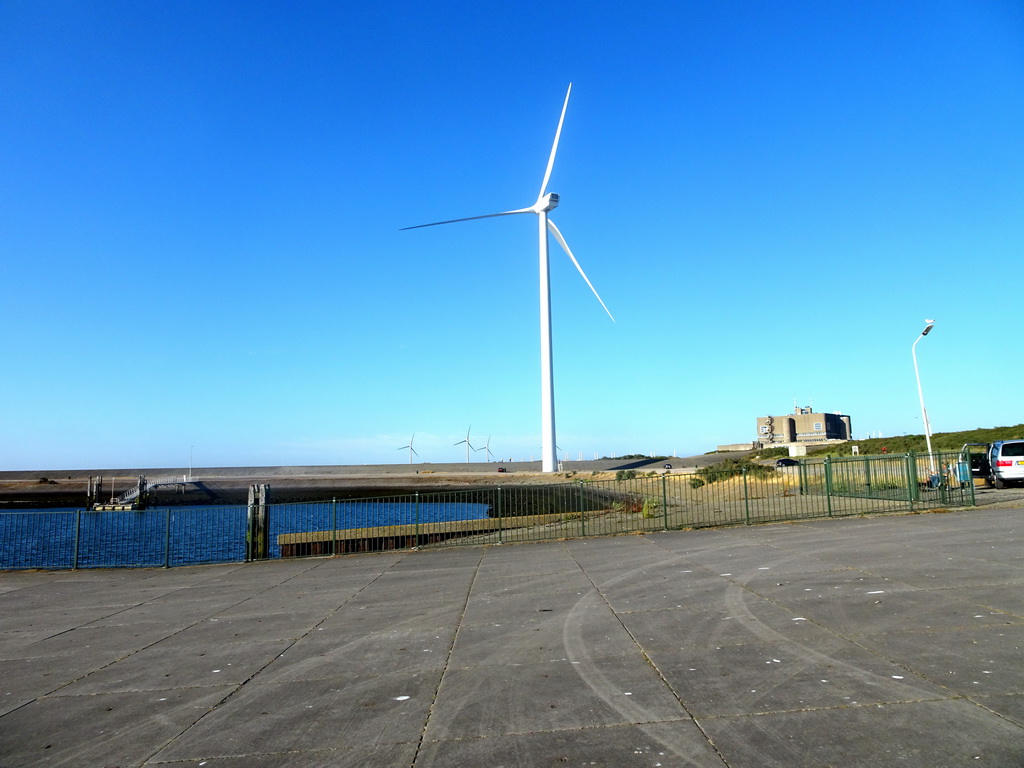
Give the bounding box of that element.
[166,611,330,644]
[451,599,631,667]
[470,566,594,595]
[460,584,597,625]
[777,586,1021,636]
[938,582,1024,616]
[860,624,1024,697]
[651,633,948,717]
[733,565,911,600]
[0,505,1023,766]
[415,721,725,768]
[0,655,106,716]
[700,699,1024,768]
[152,673,438,763]
[241,590,355,614]
[0,603,129,634]
[619,599,835,652]
[0,622,173,661]
[0,686,234,767]
[474,543,582,579]
[57,635,294,695]
[318,595,466,634]
[422,656,684,741]
[974,692,1024,727]
[256,624,456,683]
[146,743,420,768]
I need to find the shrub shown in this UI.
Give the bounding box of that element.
[753,447,789,460]
[696,457,775,485]
[615,470,637,481]
[611,495,644,514]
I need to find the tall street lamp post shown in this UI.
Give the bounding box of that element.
[912,320,936,476]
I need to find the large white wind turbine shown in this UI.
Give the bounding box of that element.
[402,84,613,473]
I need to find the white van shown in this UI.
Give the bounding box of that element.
[988,440,1024,489]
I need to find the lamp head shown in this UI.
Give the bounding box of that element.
[921,323,934,336]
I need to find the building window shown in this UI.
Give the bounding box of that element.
[813,422,823,431]
[759,425,770,434]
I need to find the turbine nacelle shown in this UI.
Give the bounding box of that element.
[531,193,559,214]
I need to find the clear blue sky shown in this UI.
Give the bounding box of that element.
[2,1,1022,471]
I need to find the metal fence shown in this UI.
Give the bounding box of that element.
[0,507,247,570]
[0,451,976,570]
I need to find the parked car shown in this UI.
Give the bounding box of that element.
[960,443,991,479]
[775,458,799,467]
[988,440,1024,489]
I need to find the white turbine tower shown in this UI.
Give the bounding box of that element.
[454,426,475,464]
[397,433,418,465]
[402,84,613,473]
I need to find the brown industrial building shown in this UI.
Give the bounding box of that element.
[757,406,852,445]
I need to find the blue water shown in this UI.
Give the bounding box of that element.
[0,501,490,570]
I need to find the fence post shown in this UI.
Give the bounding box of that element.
[864,456,872,493]
[661,474,668,530]
[824,457,834,517]
[577,482,586,537]
[414,492,420,549]
[330,498,337,555]
[742,468,751,525]
[72,510,81,570]
[246,488,254,561]
[246,484,269,560]
[164,508,171,568]
[497,487,503,544]
[906,453,919,508]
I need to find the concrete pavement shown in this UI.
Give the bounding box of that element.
[1,506,1023,767]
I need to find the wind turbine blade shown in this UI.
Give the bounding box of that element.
[400,208,531,231]
[539,83,572,198]
[540,84,572,198]
[547,219,615,322]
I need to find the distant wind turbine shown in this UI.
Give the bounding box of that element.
[397,433,418,464]
[476,435,494,462]
[402,83,613,473]
[454,426,475,464]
